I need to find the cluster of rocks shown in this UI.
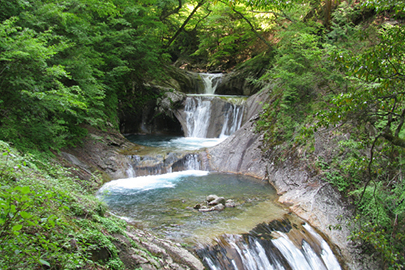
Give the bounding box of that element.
[193,194,237,212]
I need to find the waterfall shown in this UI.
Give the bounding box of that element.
[200,73,223,95]
[183,73,246,138]
[219,103,244,138]
[126,163,136,178]
[197,219,342,270]
[185,96,212,138]
[184,153,200,170]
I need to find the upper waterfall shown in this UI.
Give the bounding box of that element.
[181,73,246,138]
[200,73,223,94]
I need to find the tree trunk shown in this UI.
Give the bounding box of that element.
[164,0,205,49]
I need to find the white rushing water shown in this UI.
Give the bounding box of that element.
[303,223,341,270]
[219,103,244,138]
[185,96,212,138]
[98,170,209,195]
[184,72,245,138]
[200,222,342,270]
[200,73,223,95]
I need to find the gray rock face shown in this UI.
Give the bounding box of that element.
[215,70,260,96]
[207,116,267,178]
[61,128,135,181]
[157,90,187,115]
[158,66,205,94]
[124,229,205,270]
[205,88,271,177]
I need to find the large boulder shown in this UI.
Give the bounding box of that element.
[155,66,205,94]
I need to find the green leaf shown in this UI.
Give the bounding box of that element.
[39,259,50,267]
[12,224,22,231]
[20,211,32,219]
[21,186,30,194]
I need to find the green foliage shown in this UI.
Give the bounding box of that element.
[361,0,405,14]
[251,1,405,265]
[256,7,340,147]
[191,2,259,69]
[0,140,136,269]
[239,0,309,10]
[304,2,405,266]
[0,0,173,153]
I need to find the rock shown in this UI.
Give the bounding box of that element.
[212,204,225,211]
[208,197,226,206]
[198,207,213,212]
[198,204,225,212]
[215,54,271,96]
[162,66,205,94]
[225,199,236,208]
[60,127,135,181]
[158,91,186,112]
[205,108,380,269]
[124,230,204,270]
[206,194,219,202]
[131,254,149,264]
[153,239,205,270]
[193,204,202,210]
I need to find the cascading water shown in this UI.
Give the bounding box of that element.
[219,103,244,138]
[184,153,201,170]
[197,219,342,270]
[185,96,212,138]
[126,163,136,178]
[200,73,223,95]
[184,73,245,138]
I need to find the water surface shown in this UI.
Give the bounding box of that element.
[98,170,287,244]
[125,134,226,151]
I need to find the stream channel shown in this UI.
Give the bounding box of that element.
[97,73,343,270]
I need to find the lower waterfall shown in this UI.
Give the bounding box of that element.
[185,96,212,138]
[197,219,341,270]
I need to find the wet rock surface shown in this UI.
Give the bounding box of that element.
[193,195,236,213]
[59,126,134,182]
[115,228,204,270]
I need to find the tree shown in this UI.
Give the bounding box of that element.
[310,2,405,266]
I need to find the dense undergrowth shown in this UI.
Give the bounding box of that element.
[0,140,133,269]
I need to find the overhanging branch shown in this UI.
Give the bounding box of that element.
[225,3,274,51]
[164,0,205,49]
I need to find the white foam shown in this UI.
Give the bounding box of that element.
[98,170,209,194]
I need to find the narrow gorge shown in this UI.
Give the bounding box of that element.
[92,71,355,269]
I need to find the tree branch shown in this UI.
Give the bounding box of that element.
[382,129,405,148]
[164,0,205,49]
[226,4,274,51]
[160,0,183,21]
[357,134,381,207]
[395,108,405,137]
